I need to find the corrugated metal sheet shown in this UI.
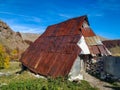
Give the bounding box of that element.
[89,45,100,54]
[84,36,110,55]
[88,45,109,55]
[20,16,90,77]
[85,36,102,45]
[81,28,96,37]
[21,36,81,77]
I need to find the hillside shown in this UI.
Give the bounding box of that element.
[98,36,108,41]
[21,33,40,42]
[0,20,28,54]
[21,33,40,45]
[0,20,39,60]
[103,40,120,56]
[0,20,41,60]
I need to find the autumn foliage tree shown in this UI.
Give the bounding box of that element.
[10,47,20,61]
[0,44,10,69]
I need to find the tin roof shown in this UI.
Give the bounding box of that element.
[20,16,90,77]
[84,35,110,55]
[81,28,96,37]
[85,36,102,45]
[21,35,81,77]
[89,45,109,55]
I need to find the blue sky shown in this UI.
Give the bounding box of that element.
[0,0,120,39]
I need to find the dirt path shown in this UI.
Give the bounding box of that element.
[83,72,113,90]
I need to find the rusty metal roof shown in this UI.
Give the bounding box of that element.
[88,45,109,55]
[84,35,110,55]
[85,36,110,55]
[85,36,102,45]
[81,28,96,37]
[20,16,91,77]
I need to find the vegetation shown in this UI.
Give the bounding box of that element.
[0,75,98,90]
[0,44,10,69]
[10,48,20,61]
[0,62,20,73]
[0,62,98,90]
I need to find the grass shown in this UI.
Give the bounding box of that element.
[0,62,21,73]
[1,76,98,90]
[0,62,98,90]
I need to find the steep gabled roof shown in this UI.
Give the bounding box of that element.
[20,16,90,77]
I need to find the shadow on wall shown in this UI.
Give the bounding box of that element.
[103,56,120,79]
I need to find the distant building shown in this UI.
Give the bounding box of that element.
[20,15,111,80]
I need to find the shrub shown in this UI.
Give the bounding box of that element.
[10,48,19,61]
[0,44,10,69]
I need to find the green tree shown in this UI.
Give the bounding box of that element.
[0,44,10,69]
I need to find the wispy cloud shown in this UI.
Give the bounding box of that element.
[58,13,72,18]
[11,25,45,34]
[0,12,27,17]
[0,18,45,34]
[0,11,41,23]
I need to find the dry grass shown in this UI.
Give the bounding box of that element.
[0,62,21,73]
[0,62,36,85]
[110,46,120,56]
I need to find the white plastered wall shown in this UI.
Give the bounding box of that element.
[68,56,83,81]
[77,36,90,54]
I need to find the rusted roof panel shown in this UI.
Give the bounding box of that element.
[21,35,81,77]
[85,36,110,55]
[85,36,102,45]
[89,46,100,54]
[88,45,109,55]
[42,16,86,37]
[81,28,96,37]
[98,45,109,55]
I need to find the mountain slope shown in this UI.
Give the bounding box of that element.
[21,33,40,42]
[0,20,28,57]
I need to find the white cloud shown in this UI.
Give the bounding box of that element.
[58,13,72,18]
[0,11,41,23]
[11,25,45,34]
